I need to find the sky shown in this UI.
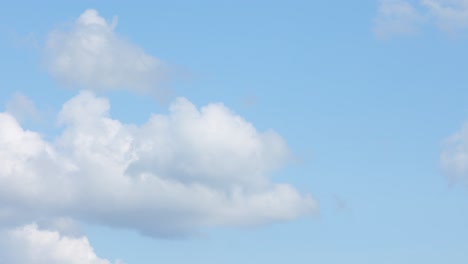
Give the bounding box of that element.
[1,0,468,263]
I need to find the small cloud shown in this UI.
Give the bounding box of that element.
[422,0,468,33]
[374,0,424,38]
[374,0,468,37]
[45,9,170,98]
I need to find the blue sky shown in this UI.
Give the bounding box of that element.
[1,0,468,263]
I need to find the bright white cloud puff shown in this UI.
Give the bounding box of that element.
[0,224,118,264]
[0,91,317,237]
[374,0,468,37]
[45,9,169,95]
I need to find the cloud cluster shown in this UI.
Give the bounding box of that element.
[0,91,316,238]
[45,9,168,95]
[374,0,468,37]
[0,224,118,264]
[2,8,317,262]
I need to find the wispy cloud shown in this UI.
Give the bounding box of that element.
[374,0,424,38]
[422,0,468,32]
[45,9,169,97]
[374,0,468,37]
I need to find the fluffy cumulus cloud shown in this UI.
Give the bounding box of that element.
[441,122,468,183]
[0,224,117,264]
[0,91,317,238]
[45,9,168,95]
[3,8,318,262]
[374,0,468,36]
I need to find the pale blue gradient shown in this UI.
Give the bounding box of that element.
[1,0,468,263]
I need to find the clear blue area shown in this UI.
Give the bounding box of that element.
[1,0,468,263]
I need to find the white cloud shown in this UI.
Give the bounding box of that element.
[45,9,169,96]
[374,0,424,38]
[0,91,317,237]
[0,224,117,264]
[374,0,468,37]
[2,7,317,263]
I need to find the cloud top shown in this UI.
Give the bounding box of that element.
[0,224,117,264]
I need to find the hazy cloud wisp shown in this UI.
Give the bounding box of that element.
[45,9,169,96]
[374,0,468,37]
[374,0,424,38]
